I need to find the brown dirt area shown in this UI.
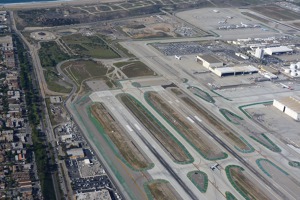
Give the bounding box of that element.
[91,103,152,170]
[147,181,181,200]
[230,167,270,200]
[118,94,192,163]
[146,92,225,160]
[170,88,249,150]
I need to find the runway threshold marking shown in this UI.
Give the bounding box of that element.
[134,124,141,131]
[126,125,133,132]
[186,117,195,123]
[194,116,202,122]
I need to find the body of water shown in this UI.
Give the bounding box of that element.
[1,0,67,5]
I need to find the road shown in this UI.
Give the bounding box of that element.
[9,11,67,200]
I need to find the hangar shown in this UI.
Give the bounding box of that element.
[273,96,300,121]
[196,54,223,68]
[211,65,258,77]
[264,46,293,55]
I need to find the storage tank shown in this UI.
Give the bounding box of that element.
[290,63,297,70]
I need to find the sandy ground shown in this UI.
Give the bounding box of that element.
[1,0,124,10]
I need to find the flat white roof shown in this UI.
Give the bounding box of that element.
[276,96,300,113]
[214,65,258,74]
[264,46,293,53]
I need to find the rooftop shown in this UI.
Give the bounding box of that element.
[197,54,222,63]
[277,96,300,113]
[214,65,258,74]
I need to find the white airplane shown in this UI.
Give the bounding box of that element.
[210,163,220,171]
[241,22,249,28]
[175,55,182,60]
[218,19,227,24]
[280,83,293,90]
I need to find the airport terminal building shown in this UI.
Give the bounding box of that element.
[273,96,300,121]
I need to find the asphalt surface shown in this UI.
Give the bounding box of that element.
[190,115,288,199]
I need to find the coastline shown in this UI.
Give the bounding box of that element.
[0,0,123,10]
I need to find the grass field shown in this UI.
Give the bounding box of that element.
[62,34,120,59]
[187,171,208,193]
[241,12,270,24]
[62,60,108,86]
[146,91,226,160]
[145,180,181,200]
[118,93,193,164]
[44,70,72,93]
[39,41,71,68]
[113,61,156,78]
[170,88,250,151]
[90,103,152,170]
[187,86,215,103]
[226,165,270,200]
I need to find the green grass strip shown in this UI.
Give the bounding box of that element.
[71,103,137,200]
[144,92,227,161]
[187,86,215,103]
[289,161,300,169]
[250,133,281,152]
[238,101,273,119]
[234,136,255,153]
[219,108,243,125]
[225,191,238,200]
[211,89,232,101]
[256,158,289,178]
[119,93,194,164]
[225,165,251,200]
[187,170,208,193]
[88,105,154,172]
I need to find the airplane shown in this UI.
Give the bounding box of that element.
[280,83,293,90]
[240,22,249,28]
[210,163,220,171]
[218,19,227,24]
[175,55,182,60]
[213,10,219,13]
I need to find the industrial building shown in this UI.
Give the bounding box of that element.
[273,96,300,121]
[196,54,223,68]
[211,65,258,77]
[264,46,293,55]
[67,148,85,159]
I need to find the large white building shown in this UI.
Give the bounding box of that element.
[264,46,293,55]
[196,54,223,68]
[211,65,258,77]
[273,96,300,121]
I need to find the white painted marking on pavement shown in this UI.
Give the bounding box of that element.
[126,125,133,132]
[194,116,202,122]
[186,117,194,123]
[134,124,141,130]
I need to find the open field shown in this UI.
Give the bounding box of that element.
[39,41,71,69]
[62,34,120,59]
[170,88,250,151]
[90,103,152,170]
[62,60,109,86]
[113,61,156,78]
[145,91,226,160]
[250,5,300,21]
[145,179,182,200]
[44,70,72,93]
[117,93,193,164]
[226,165,270,200]
[187,171,208,193]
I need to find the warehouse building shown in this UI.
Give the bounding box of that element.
[196,54,223,69]
[67,148,85,159]
[264,46,293,55]
[211,65,258,77]
[273,96,300,121]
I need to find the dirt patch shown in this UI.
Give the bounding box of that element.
[170,88,249,151]
[147,180,181,200]
[118,94,192,163]
[90,103,152,170]
[187,171,208,193]
[146,92,226,160]
[251,5,300,21]
[229,166,270,200]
